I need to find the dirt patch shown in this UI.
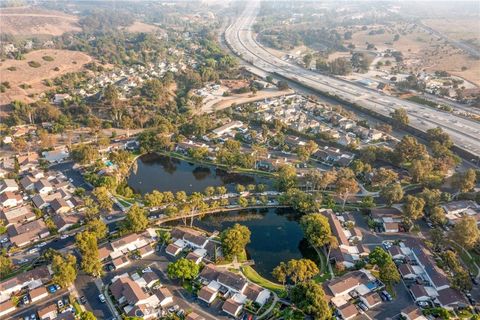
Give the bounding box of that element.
[0,49,92,106]
[345,23,480,86]
[200,87,295,114]
[423,18,480,48]
[0,6,81,36]
[121,21,160,33]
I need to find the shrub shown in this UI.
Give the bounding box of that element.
[6,66,16,71]
[42,56,54,62]
[28,61,41,68]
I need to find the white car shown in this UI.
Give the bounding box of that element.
[98,294,106,303]
[18,258,29,264]
[57,300,64,308]
[36,242,47,248]
[60,234,70,240]
[142,267,152,273]
[27,248,39,254]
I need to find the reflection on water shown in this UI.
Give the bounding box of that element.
[169,208,317,280]
[127,153,272,194]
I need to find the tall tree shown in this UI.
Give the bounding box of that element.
[52,254,77,287]
[75,231,102,277]
[451,216,480,250]
[402,195,425,221]
[390,108,409,127]
[452,169,477,193]
[286,259,319,284]
[290,281,332,320]
[300,214,337,261]
[167,258,200,283]
[276,165,298,191]
[220,224,251,260]
[92,187,113,211]
[380,183,404,206]
[335,168,359,209]
[122,204,148,233]
[85,218,108,239]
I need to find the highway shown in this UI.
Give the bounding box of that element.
[225,1,480,160]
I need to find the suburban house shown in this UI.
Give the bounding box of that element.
[0,300,15,318]
[0,205,36,226]
[110,276,161,319]
[20,175,36,191]
[359,292,382,308]
[401,306,428,320]
[52,213,81,233]
[34,179,53,194]
[323,269,380,308]
[322,210,369,268]
[29,286,48,303]
[0,192,23,208]
[337,302,358,320]
[17,153,39,173]
[442,200,480,224]
[7,219,50,247]
[0,179,19,194]
[197,264,271,316]
[186,312,205,320]
[50,198,71,214]
[37,303,57,320]
[370,207,404,232]
[0,266,51,303]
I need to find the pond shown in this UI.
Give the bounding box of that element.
[168,208,317,281]
[127,153,272,195]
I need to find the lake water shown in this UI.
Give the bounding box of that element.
[127,154,272,195]
[169,208,317,281]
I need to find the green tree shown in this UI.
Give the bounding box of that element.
[286,259,319,284]
[272,262,287,285]
[220,224,251,260]
[419,188,442,211]
[300,214,337,261]
[167,258,200,283]
[369,247,391,267]
[71,144,99,164]
[430,206,446,225]
[335,168,359,209]
[451,216,480,250]
[402,195,425,221]
[290,281,331,320]
[238,197,248,208]
[276,165,297,191]
[92,187,113,211]
[393,136,427,164]
[371,168,398,188]
[379,259,401,286]
[452,169,477,193]
[75,231,102,277]
[390,108,409,127]
[122,204,148,233]
[0,255,13,278]
[85,218,107,239]
[80,311,97,320]
[52,254,77,287]
[380,183,404,206]
[236,184,245,193]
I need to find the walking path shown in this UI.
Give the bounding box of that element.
[258,292,278,319]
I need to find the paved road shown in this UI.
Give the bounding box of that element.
[225,0,480,159]
[74,272,113,320]
[49,161,92,191]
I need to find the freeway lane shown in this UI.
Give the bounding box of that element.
[225,1,480,159]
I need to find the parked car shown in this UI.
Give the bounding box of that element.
[417,301,430,308]
[22,295,30,305]
[357,302,369,311]
[381,290,392,301]
[47,285,57,293]
[99,294,106,303]
[57,300,64,308]
[79,296,87,304]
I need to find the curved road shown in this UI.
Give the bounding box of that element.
[225,1,480,159]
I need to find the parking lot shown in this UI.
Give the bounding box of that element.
[7,292,69,320]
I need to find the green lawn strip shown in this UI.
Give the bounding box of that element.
[241,265,285,295]
[451,242,479,277]
[313,273,331,283]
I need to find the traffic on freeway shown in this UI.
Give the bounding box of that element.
[225,1,480,159]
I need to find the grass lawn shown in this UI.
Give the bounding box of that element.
[241,266,286,296]
[451,242,480,277]
[313,273,331,283]
[117,198,133,207]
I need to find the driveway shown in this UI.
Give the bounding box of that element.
[49,161,92,190]
[74,272,113,319]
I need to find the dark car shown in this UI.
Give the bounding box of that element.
[79,296,87,304]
